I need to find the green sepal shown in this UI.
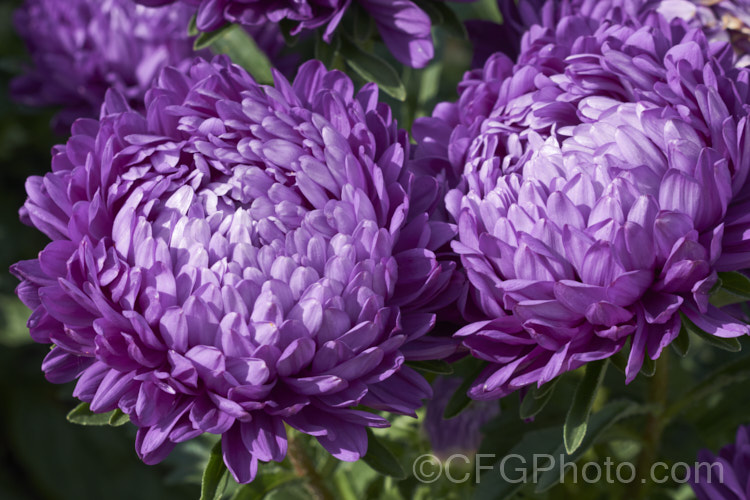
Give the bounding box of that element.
[563,360,608,454]
[193,23,233,51]
[67,403,119,426]
[200,440,230,500]
[519,379,558,420]
[405,359,454,375]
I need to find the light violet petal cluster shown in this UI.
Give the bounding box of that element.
[11,56,458,483]
[134,0,476,68]
[11,0,203,133]
[691,424,750,499]
[423,376,499,459]
[416,12,750,400]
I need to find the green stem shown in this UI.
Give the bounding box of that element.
[626,351,670,500]
[287,434,335,500]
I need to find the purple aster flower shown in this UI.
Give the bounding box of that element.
[423,376,499,459]
[11,0,203,134]
[133,0,476,69]
[691,424,750,499]
[486,0,750,65]
[415,12,750,400]
[11,56,459,483]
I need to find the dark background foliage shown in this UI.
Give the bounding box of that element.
[0,1,198,498]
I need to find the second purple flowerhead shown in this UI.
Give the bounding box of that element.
[489,0,750,64]
[415,11,750,400]
[11,56,459,483]
[134,0,476,69]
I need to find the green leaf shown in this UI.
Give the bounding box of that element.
[430,2,468,39]
[188,15,199,37]
[671,324,691,357]
[416,62,441,107]
[474,400,647,499]
[164,435,219,486]
[519,379,558,420]
[564,360,608,454]
[443,361,485,419]
[108,409,130,427]
[200,440,229,500]
[67,403,116,426]
[444,397,472,421]
[466,0,503,23]
[681,313,742,352]
[717,272,750,298]
[231,469,301,500]
[535,400,648,493]
[193,23,233,51]
[361,429,406,479]
[405,359,454,375]
[209,26,274,84]
[339,37,406,101]
[0,295,33,347]
[315,34,340,68]
[609,343,629,375]
[533,376,559,399]
[710,288,750,308]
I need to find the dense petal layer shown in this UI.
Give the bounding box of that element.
[12,56,457,483]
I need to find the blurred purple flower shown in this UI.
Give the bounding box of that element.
[691,424,750,499]
[415,13,750,400]
[424,377,499,458]
[134,0,476,68]
[11,56,459,483]
[11,0,202,134]
[485,0,750,65]
[657,0,750,63]
[11,0,292,134]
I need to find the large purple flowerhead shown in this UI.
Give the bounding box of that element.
[11,56,458,483]
[11,0,202,133]
[416,12,750,400]
[134,0,475,69]
[691,424,750,499]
